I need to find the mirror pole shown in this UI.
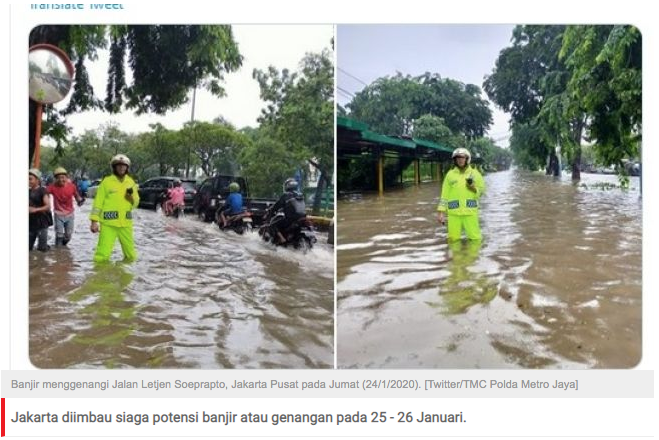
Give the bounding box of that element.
[33,102,43,169]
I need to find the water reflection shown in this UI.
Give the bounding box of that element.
[430,240,497,315]
[337,170,641,368]
[30,206,334,369]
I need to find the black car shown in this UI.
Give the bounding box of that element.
[193,175,249,222]
[138,177,197,211]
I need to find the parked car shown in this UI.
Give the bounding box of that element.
[87,179,102,198]
[138,177,197,211]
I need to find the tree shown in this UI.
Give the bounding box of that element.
[348,73,493,139]
[485,25,641,182]
[253,48,334,214]
[29,25,243,164]
[240,130,299,198]
[508,122,551,172]
[417,74,493,139]
[347,73,423,136]
[45,130,101,178]
[484,26,569,177]
[468,137,513,172]
[141,123,178,176]
[412,114,453,147]
[560,25,641,173]
[180,121,251,177]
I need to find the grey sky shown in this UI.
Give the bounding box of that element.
[337,24,515,145]
[55,25,333,137]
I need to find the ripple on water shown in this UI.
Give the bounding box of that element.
[30,206,334,369]
[338,170,641,368]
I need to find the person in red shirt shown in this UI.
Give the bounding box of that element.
[47,167,84,246]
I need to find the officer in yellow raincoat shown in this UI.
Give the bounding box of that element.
[437,148,485,241]
[89,154,140,262]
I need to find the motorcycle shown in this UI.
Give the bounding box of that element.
[216,209,253,234]
[258,211,317,250]
[159,193,185,219]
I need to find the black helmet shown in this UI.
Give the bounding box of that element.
[283,178,298,192]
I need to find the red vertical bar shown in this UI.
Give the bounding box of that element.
[1,397,5,437]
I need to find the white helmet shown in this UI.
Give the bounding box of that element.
[111,154,131,167]
[452,148,471,164]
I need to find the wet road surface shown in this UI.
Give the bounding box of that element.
[337,170,641,368]
[30,207,334,369]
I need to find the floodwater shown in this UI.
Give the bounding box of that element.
[29,206,334,369]
[337,170,642,368]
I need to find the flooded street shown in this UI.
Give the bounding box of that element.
[337,169,641,368]
[30,207,334,369]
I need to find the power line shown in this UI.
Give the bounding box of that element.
[338,67,369,87]
[337,86,355,99]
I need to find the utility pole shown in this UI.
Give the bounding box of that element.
[186,85,197,178]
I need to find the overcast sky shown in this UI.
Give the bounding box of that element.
[337,24,515,146]
[56,25,333,137]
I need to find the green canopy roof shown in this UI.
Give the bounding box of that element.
[338,116,452,156]
[337,116,369,132]
[412,137,453,153]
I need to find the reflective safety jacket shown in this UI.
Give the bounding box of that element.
[90,174,139,227]
[437,166,485,216]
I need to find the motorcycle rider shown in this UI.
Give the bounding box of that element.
[164,179,186,216]
[268,178,306,244]
[219,182,244,228]
[78,175,91,198]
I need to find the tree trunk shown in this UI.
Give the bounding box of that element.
[546,152,559,176]
[571,146,581,181]
[202,161,211,177]
[570,118,585,181]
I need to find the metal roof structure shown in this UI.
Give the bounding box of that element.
[337,116,453,159]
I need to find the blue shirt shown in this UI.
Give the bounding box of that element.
[226,192,243,215]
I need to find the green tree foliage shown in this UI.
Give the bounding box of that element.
[142,123,185,176]
[485,25,641,182]
[250,48,334,213]
[348,73,492,139]
[180,121,251,177]
[39,119,251,183]
[560,25,641,169]
[41,124,130,180]
[239,130,299,199]
[412,115,453,147]
[484,26,569,177]
[29,25,242,163]
[348,74,422,136]
[468,137,513,172]
[508,122,552,172]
